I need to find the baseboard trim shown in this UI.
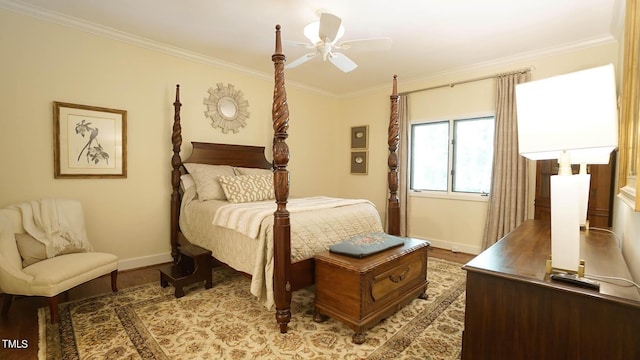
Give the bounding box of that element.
[118,252,173,271]
[409,236,481,255]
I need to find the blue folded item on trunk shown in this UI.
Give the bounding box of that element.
[329,232,405,258]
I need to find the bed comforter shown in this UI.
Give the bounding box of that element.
[179,187,384,308]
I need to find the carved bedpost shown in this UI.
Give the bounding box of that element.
[387,75,401,236]
[170,84,183,262]
[271,24,292,333]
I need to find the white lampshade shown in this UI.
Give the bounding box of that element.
[515,64,618,164]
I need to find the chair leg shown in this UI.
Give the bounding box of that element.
[1,293,13,316]
[110,270,118,292]
[48,296,59,323]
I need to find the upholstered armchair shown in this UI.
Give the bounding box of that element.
[0,203,119,323]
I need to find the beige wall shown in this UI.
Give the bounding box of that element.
[339,42,620,255]
[0,10,339,269]
[614,201,640,280]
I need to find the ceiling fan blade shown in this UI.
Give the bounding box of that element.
[335,38,392,51]
[318,12,342,43]
[285,52,318,69]
[283,39,315,50]
[328,52,358,73]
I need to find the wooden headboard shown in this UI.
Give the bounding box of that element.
[183,142,272,169]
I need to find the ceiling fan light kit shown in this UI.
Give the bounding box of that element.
[303,20,345,45]
[286,12,391,73]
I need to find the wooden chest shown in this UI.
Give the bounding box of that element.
[314,237,430,344]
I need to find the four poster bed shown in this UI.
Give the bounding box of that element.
[169,25,402,333]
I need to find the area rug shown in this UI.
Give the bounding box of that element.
[38,258,466,359]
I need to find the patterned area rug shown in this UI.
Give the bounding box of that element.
[38,258,466,359]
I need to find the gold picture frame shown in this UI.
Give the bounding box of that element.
[618,0,640,211]
[53,102,127,178]
[351,151,368,175]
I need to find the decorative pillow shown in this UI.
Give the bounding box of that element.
[15,233,86,267]
[233,167,273,176]
[183,163,235,201]
[15,233,45,267]
[218,174,275,203]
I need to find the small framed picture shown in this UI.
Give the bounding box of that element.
[351,125,368,149]
[53,102,127,178]
[351,151,368,175]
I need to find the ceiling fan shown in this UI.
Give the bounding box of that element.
[285,12,392,73]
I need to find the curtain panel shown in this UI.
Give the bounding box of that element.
[482,72,530,249]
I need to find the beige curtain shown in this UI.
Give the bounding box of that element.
[481,72,530,249]
[398,95,409,236]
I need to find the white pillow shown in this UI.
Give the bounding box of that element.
[218,174,275,203]
[180,174,195,192]
[183,163,235,201]
[233,167,273,176]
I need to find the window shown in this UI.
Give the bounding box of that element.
[410,116,495,195]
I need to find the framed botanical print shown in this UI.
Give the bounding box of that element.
[53,102,127,178]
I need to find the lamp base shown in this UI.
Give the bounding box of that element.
[550,175,581,271]
[546,257,585,277]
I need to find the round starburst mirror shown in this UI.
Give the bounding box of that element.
[204,83,250,134]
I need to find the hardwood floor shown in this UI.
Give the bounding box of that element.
[0,247,475,360]
[429,246,476,264]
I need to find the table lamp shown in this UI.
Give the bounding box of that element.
[515,64,618,274]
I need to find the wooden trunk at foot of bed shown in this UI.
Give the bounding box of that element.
[169,25,401,334]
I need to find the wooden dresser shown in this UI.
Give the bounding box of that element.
[314,238,430,344]
[461,220,640,359]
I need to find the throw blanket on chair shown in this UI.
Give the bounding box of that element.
[13,198,93,258]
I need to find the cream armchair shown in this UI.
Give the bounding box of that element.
[0,206,118,323]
